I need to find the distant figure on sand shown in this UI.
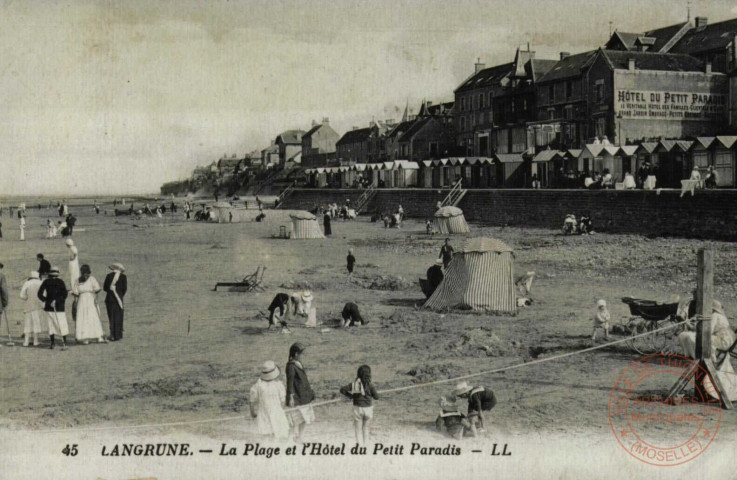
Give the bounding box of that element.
[341,302,367,327]
[346,249,356,279]
[439,238,454,268]
[323,211,332,236]
[37,254,51,279]
[19,215,25,241]
[65,239,80,289]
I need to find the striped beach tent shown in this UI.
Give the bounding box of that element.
[290,211,325,239]
[433,206,470,234]
[424,237,516,313]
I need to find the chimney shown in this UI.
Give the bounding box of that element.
[322,117,330,124]
[695,16,707,28]
[705,61,712,74]
[560,52,571,60]
[427,101,433,106]
[628,58,636,71]
[474,57,486,73]
[311,119,318,127]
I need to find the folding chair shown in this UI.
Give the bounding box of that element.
[213,265,267,291]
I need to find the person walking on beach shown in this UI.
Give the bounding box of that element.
[66,214,76,236]
[0,263,9,338]
[323,210,332,237]
[37,266,69,350]
[19,271,44,347]
[286,342,315,443]
[439,238,454,268]
[340,365,378,445]
[346,249,356,279]
[72,264,107,345]
[103,263,127,341]
[19,214,25,241]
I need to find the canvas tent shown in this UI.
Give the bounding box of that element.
[212,202,250,223]
[433,206,470,234]
[424,237,516,313]
[290,211,325,239]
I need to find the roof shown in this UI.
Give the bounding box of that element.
[461,237,513,254]
[276,130,305,145]
[693,137,716,149]
[620,145,639,156]
[435,206,464,218]
[426,101,455,116]
[455,62,515,93]
[303,124,322,138]
[644,22,691,52]
[386,120,415,140]
[398,117,433,143]
[537,50,597,83]
[527,59,558,82]
[671,18,737,55]
[609,31,641,50]
[336,127,373,146]
[289,211,317,220]
[715,136,737,149]
[217,158,241,168]
[637,142,659,154]
[495,153,524,163]
[262,144,279,153]
[532,150,565,162]
[601,50,705,72]
[566,149,582,158]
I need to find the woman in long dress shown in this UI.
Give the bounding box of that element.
[66,238,80,289]
[73,264,107,344]
[249,361,290,440]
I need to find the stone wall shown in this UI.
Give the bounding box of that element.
[282,188,737,240]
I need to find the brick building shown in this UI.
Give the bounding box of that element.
[301,119,340,168]
[275,130,305,167]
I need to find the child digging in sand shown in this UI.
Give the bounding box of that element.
[452,382,496,436]
[435,396,471,439]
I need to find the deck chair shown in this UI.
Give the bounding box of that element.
[213,265,267,291]
[515,271,536,296]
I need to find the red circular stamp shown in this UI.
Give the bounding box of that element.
[608,353,722,467]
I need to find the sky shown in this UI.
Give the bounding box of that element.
[0,0,735,195]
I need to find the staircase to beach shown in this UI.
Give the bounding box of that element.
[440,179,467,207]
[273,181,296,209]
[353,185,377,214]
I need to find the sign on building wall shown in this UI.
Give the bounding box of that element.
[615,89,727,121]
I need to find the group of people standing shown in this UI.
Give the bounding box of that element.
[250,342,379,444]
[0,239,128,349]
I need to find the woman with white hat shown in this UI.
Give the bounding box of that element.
[249,360,290,440]
[72,264,107,345]
[19,271,44,346]
[65,238,80,290]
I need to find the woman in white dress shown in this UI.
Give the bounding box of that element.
[66,238,80,289]
[72,264,107,345]
[249,361,290,440]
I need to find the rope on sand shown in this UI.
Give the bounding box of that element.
[35,319,689,434]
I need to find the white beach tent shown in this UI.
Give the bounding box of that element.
[212,202,250,223]
[290,211,325,239]
[433,206,470,234]
[424,237,516,313]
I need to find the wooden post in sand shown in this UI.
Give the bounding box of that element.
[665,248,732,409]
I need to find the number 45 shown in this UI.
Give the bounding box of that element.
[62,444,78,456]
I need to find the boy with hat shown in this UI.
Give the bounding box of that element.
[592,299,610,341]
[453,381,497,435]
[20,271,44,346]
[249,360,290,440]
[435,396,471,440]
[37,266,69,350]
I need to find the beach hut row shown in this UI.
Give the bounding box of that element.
[304,160,420,188]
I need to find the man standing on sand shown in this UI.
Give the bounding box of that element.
[19,214,26,241]
[0,263,9,338]
[37,266,69,350]
[439,238,454,268]
[103,263,127,341]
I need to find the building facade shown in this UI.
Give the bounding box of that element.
[301,119,340,168]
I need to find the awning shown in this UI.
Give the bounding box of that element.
[422,160,433,167]
[657,140,677,152]
[637,142,658,154]
[316,168,325,174]
[674,140,694,152]
[582,144,605,157]
[603,146,621,156]
[693,137,715,150]
[398,161,420,170]
[353,163,368,171]
[304,168,314,174]
[383,161,394,170]
[619,145,638,156]
[495,153,524,164]
[532,150,564,162]
[715,135,737,149]
[448,158,465,166]
[433,159,450,167]
[566,149,582,158]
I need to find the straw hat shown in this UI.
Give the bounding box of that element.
[65,238,74,246]
[301,291,313,302]
[434,258,444,266]
[48,267,60,277]
[452,381,472,397]
[597,299,607,308]
[108,263,126,273]
[713,300,725,316]
[260,361,280,381]
[28,271,40,280]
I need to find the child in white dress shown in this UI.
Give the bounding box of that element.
[249,361,290,440]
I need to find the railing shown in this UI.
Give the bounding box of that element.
[251,169,280,195]
[273,181,296,209]
[353,185,377,213]
[440,178,465,207]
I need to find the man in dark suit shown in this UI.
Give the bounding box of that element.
[37,253,51,279]
[103,263,127,341]
[37,266,69,349]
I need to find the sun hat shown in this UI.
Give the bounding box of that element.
[435,258,443,266]
[291,342,307,354]
[65,239,74,246]
[260,361,280,381]
[713,300,725,316]
[452,381,472,397]
[301,291,313,302]
[597,299,607,308]
[48,267,60,277]
[108,262,126,272]
[29,271,40,280]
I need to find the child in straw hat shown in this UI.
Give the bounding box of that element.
[452,381,496,435]
[249,360,290,440]
[592,299,610,342]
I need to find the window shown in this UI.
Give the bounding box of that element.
[566,81,572,99]
[479,94,484,109]
[488,92,493,107]
[479,113,484,124]
[714,150,734,187]
[595,116,606,137]
[563,105,573,120]
[547,108,556,120]
[595,79,605,103]
[461,97,466,111]
[460,117,466,131]
[429,142,438,157]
